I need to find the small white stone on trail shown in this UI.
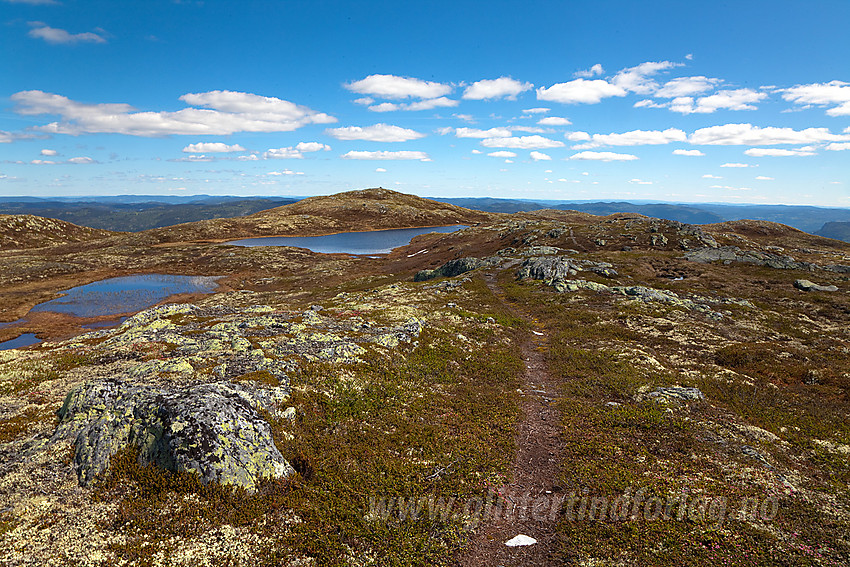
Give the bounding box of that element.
[505,534,537,547]
[532,331,544,336]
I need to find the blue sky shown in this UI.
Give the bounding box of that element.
[1,0,849,205]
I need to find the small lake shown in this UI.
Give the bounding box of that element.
[0,333,39,351]
[30,274,221,318]
[225,225,466,255]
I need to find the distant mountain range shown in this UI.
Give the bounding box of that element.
[2,194,850,241]
[434,198,850,239]
[0,196,298,232]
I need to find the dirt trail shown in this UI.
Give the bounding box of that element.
[457,273,563,566]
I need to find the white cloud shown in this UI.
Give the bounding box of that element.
[326,123,425,142]
[568,151,638,161]
[689,123,850,145]
[487,151,517,158]
[463,77,532,100]
[12,90,336,136]
[453,113,475,122]
[345,74,452,99]
[267,169,303,176]
[826,142,850,151]
[672,149,705,156]
[341,150,430,161]
[702,174,722,179]
[755,176,774,180]
[523,107,550,114]
[295,141,331,152]
[633,99,668,109]
[512,126,547,133]
[263,147,303,159]
[171,154,214,162]
[471,149,482,154]
[611,61,680,94]
[30,156,97,164]
[453,127,512,138]
[654,76,721,98]
[781,81,850,116]
[404,97,459,111]
[744,148,815,157]
[575,64,604,78]
[572,128,687,149]
[67,156,95,164]
[537,116,571,126]
[530,151,552,161]
[720,163,751,168]
[0,131,12,143]
[566,131,591,141]
[480,135,565,149]
[368,97,458,112]
[629,178,652,185]
[537,79,627,104]
[353,97,374,105]
[182,142,246,153]
[28,23,106,45]
[40,149,58,156]
[367,102,399,112]
[375,167,387,172]
[669,89,766,114]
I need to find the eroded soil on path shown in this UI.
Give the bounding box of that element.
[457,273,563,566]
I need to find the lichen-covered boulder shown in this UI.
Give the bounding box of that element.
[53,379,294,491]
[516,256,581,282]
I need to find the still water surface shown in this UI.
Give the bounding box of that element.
[30,274,221,318]
[225,225,466,255]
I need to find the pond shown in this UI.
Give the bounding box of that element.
[30,274,222,318]
[225,225,466,255]
[0,333,39,351]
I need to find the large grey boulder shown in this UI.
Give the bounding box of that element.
[516,256,617,283]
[794,279,838,292]
[516,256,581,282]
[53,379,294,491]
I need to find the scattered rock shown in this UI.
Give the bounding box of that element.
[794,279,838,292]
[552,279,610,293]
[651,234,668,247]
[645,386,705,404]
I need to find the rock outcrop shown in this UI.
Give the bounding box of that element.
[414,256,499,281]
[685,246,850,273]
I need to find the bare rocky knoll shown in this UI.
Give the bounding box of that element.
[0,190,849,566]
[0,215,116,250]
[142,187,496,243]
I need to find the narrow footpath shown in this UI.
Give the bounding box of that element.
[457,273,563,566]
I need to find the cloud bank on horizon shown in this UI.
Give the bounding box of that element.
[1,1,848,206]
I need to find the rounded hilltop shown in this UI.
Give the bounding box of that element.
[0,214,116,250]
[142,187,497,244]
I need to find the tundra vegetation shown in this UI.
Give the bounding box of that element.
[0,189,848,566]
